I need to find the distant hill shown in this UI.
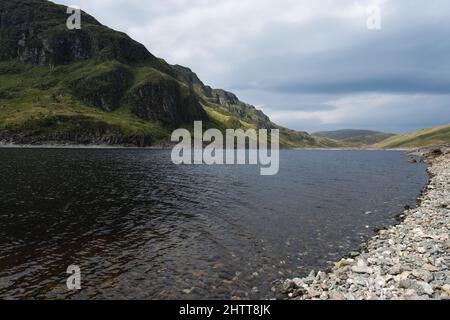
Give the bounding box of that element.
[375,124,450,149]
[0,0,328,148]
[313,129,396,147]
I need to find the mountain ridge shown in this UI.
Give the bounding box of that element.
[375,124,450,149]
[0,0,331,148]
[313,129,397,147]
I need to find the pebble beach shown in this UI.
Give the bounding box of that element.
[283,150,450,300]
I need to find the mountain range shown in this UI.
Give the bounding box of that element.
[0,0,341,148]
[313,130,396,147]
[0,0,448,149]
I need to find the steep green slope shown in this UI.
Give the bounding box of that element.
[0,0,323,147]
[314,129,396,147]
[375,124,450,149]
[0,59,171,145]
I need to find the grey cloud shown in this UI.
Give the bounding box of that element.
[53,0,450,133]
[269,104,337,112]
[266,76,450,95]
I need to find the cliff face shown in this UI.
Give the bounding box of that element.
[126,77,207,126]
[0,0,323,147]
[0,0,151,65]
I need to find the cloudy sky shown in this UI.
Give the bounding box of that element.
[57,0,450,133]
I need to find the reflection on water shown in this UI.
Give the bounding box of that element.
[0,149,428,299]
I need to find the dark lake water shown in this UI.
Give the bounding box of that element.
[0,149,428,299]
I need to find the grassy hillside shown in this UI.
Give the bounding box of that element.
[0,59,172,145]
[0,0,325,148]
[314,129,396,147]
[375,124,450,149]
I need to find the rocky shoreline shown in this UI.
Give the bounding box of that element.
[0,131,163,148]
[282,149,450,300]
